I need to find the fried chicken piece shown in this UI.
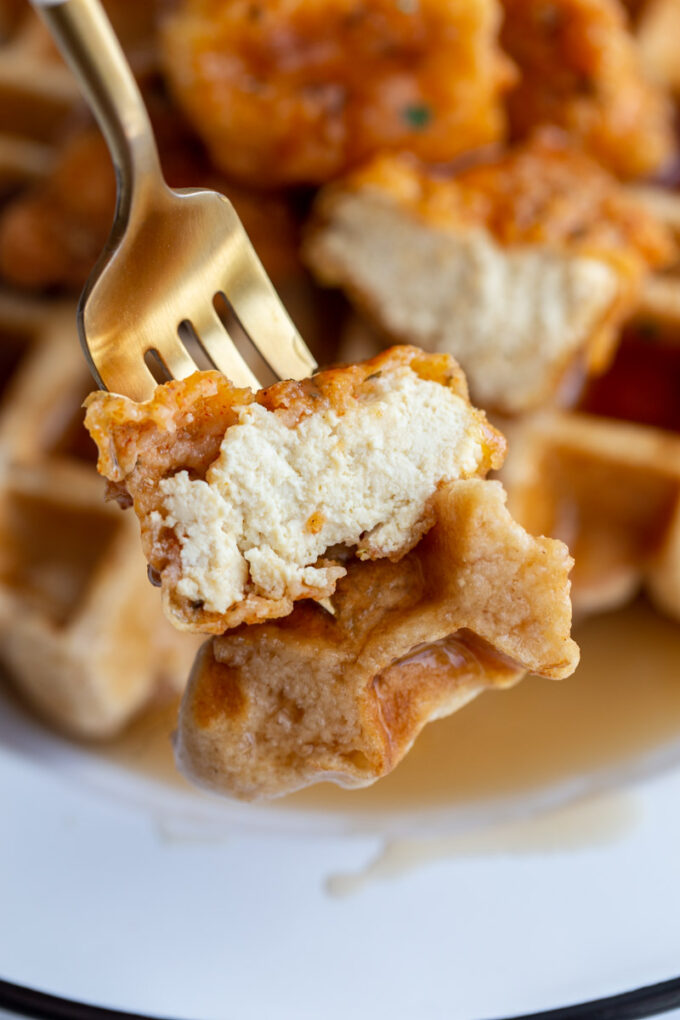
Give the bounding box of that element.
[500,0,676,179]
[159,0,514,187]
[0,130,116,290]
[176,479,578,799]
[0,0,29,39]
[85,347,505,634]
[0,111,302,291]
[305,133,675,415]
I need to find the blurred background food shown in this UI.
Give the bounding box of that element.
[1,0,680,745]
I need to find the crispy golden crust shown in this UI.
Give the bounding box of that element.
[159,0,514,187]
[313,133,675,274]
[304,134,676,414]
[175,479,578,799]
[501,0,677,178]
[85,348,506,634]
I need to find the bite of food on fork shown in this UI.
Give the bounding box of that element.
[84,347,506,632]
[85,348,579,798]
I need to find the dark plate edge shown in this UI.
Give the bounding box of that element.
[0,981,176,1020]
[3,974,680,1020]
[486,975,680,1020]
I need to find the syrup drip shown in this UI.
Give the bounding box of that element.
[393,635,482,674]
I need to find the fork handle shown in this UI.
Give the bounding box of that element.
[30,0,165,219]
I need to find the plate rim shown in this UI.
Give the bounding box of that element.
[2,975,680,1020]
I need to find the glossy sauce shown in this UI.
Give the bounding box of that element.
[326,792,638,896]
[103,598,680,816]
[395,635,482,673]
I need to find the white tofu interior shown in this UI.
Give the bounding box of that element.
[309,193,620,414]
[155,366,489,613]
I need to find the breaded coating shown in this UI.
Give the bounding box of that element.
[305,133,675,415]
[85,348,505,634]
[176,479,578,799]
[159,0,514,187]
[500,0,676,178]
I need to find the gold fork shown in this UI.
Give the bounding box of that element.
[30,0,317,401]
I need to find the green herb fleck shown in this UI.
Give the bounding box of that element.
[365,370,383,381]
[403,103,432,130]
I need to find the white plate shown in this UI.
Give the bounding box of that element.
[2,598,680,1020]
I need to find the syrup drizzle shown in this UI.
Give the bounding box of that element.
[326,791,638,897]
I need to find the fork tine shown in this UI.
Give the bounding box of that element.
[153,331,201,381]
[191,307,260,389]
[37,0,319,403]
[223,250,317,382]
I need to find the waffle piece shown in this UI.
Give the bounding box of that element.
[500,0,677,178]
[501,251,680,621]
[305,134,675,416]
[500,409,680,618]
[175,479,578,799]
[159,0,515,187]
[0,294,199,738]
[85,347,506,634]
[0,7,78,193]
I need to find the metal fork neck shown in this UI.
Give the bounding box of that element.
[32,0,165,221]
